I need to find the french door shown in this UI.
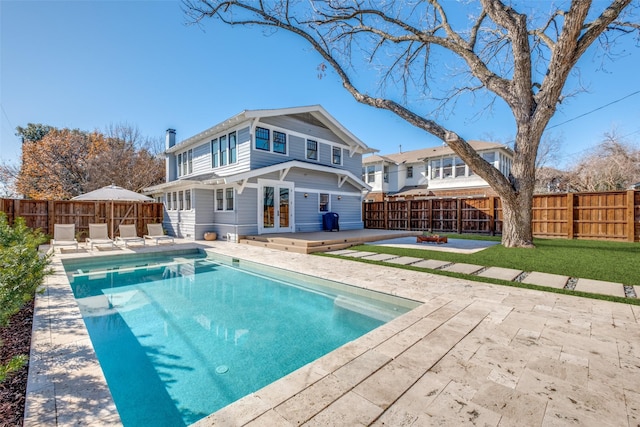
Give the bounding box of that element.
[259,181,293,233]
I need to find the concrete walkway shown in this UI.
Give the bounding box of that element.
[330,248,634,299]
[24,241,640,426]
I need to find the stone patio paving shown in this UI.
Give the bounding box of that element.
[24,240,640,426]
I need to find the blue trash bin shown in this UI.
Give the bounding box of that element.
[323,212,339,231]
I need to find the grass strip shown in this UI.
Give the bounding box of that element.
[344,235,640,286]
[320,253,639,306]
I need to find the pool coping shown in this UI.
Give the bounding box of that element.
[24,240,640,426]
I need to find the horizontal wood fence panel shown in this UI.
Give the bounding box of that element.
[1,199,164,240]
[363,190,639,242]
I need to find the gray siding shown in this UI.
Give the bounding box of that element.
[260,116,346,144]
[285,169,362,193]
[190,142,210,176]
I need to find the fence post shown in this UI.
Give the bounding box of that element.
[627,190,636,242]
[48,200,55,235]
[566,193,575,239]
[489,196,496,236]
[383,199,388,230]
[456,198,462,234]
[428,199,433,232]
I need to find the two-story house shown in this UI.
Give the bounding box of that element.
[362,141,513,201]
[144,105,376,240]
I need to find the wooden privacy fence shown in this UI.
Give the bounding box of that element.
[363,190,640,242]
[0,198,164,240]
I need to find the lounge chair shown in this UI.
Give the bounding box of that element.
[115,224,145,248]
[51,224,78,252]
[86,223,115,251]
[144,224,174,245]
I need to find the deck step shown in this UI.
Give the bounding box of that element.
[239,239,355,254]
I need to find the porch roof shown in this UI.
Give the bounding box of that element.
[145,160,371,194]
[204,160,371,192]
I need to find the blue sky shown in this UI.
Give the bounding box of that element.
[1,0,639,170]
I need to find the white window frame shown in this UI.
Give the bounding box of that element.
[215,187,235,211]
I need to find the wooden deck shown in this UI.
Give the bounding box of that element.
[240,229,420,254]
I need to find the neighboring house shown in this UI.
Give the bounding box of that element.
[362,141,513,201]
[144,105,376,240]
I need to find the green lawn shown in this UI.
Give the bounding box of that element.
[339,235,640,287]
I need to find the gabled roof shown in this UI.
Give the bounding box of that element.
[167,105,377,155]
[362,141,511,165]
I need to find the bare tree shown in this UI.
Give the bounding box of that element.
[0,161,20,198]
[566,130,640,191]
[183,0,638,247]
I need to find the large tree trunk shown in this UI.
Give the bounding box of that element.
[500,192,534,248]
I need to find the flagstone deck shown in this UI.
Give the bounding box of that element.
[24,239,640,426]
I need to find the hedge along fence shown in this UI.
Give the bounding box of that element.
[362,190,640,242]
[0,198,164,240]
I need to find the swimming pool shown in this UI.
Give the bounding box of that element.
[63,250,418,426]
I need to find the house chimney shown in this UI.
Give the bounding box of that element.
[165,128,176,150]
[165,129,176,182]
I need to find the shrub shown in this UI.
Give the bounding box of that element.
[0,213,51,326]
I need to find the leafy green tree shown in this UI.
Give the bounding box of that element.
[15,123,54,142]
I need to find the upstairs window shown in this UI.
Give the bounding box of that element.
[483,152,496,165]
[430,160,441,179]
[187,150,193,174]
[306,139,318,160]
[255,127,270,151]
[442,157,453,178]
[228,132,237,163]
[383,165,389,183]
[273,131,286,154]
[219,135,227,166]
[454,157,465,177]
[211,138,219,168]
[367,165,375,183]
[332,147,342,165]
[407,166,413,178]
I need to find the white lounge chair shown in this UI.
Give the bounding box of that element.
[51,224,78,252]
[144,224,174,245]
[86,223,115,251]
[115,224,145,248]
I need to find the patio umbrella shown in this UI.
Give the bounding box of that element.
[72,184,154,238]
[72,184,154,202]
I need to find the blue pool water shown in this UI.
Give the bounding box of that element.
[64,250,417,426]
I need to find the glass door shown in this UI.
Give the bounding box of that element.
[260,182,293,233]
